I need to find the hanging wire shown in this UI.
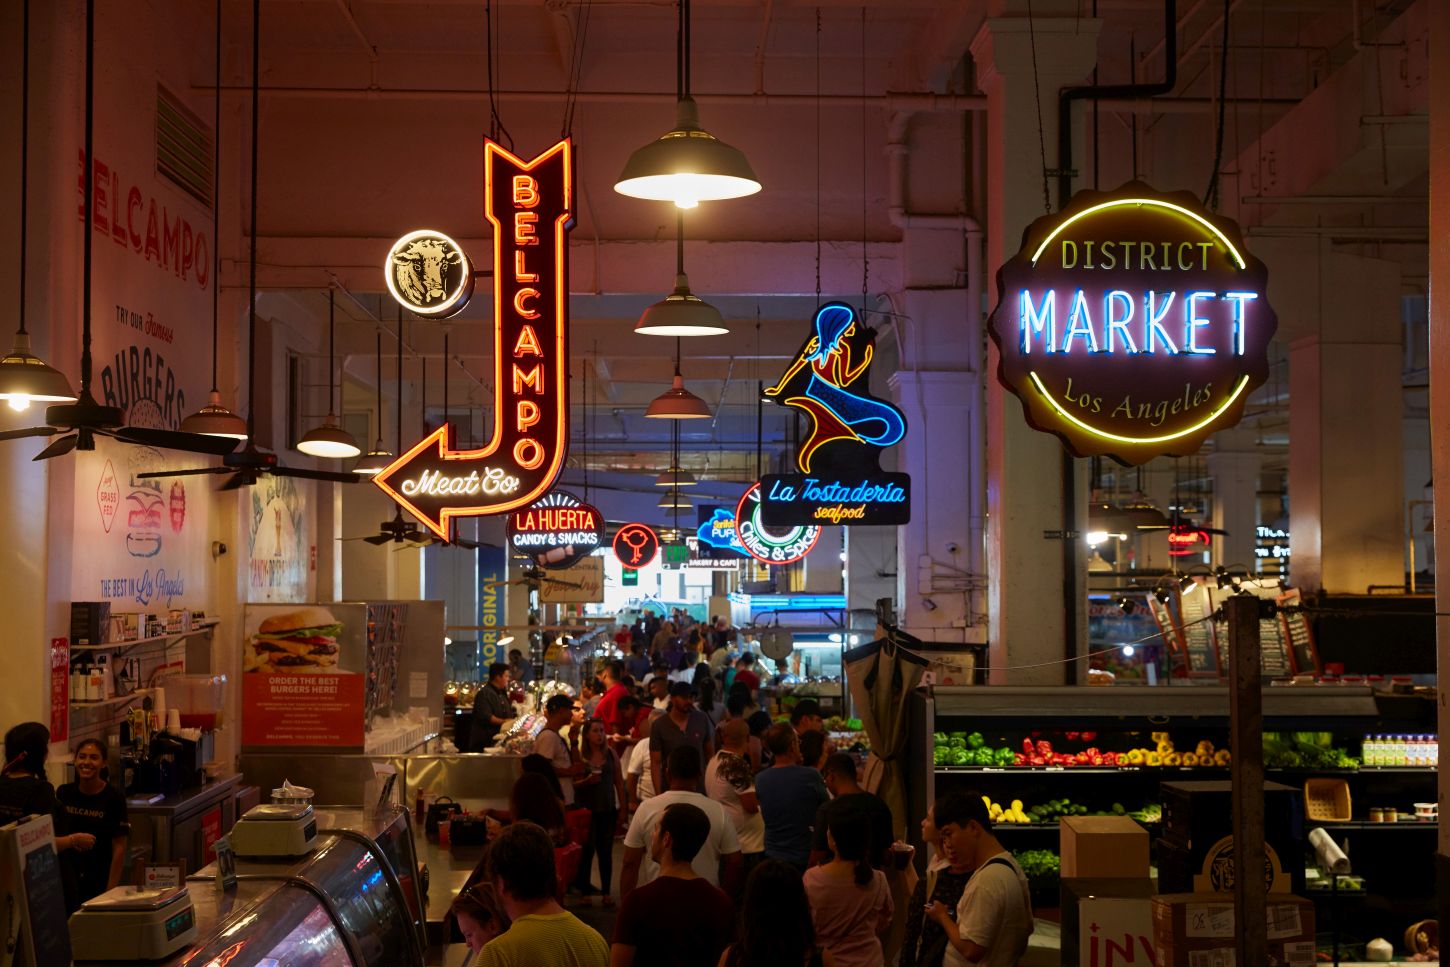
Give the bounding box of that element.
[1091,0,1100,190]
[859,5,869,314]
[17,0,30,337]
[1024,0,1053,213]
[1202,0,1231,208]
[243,0,259,437]
[485,0,512,148]
[754,308,763,480]
[814,6,823,301]
[560,0,594,139]
[442,331,450,426]
[207,0,222,388]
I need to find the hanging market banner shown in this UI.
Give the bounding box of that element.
[376,139,573,539]
[506,490,604,570]
[760,302,910,527]
[988,183,1276,465]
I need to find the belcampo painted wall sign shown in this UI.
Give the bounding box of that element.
[988,184,1276,465]
[759,302,911,527]
[376,139,573,540]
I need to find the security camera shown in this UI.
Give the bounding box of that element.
[212,541,228,559]
[946,542,960,554]
[921,598,938,612]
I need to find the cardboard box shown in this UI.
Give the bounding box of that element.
[1151,893,1316,967]
[1059,878,1156,966]
[1060,816,1149,879]
[1159,780,1305,895]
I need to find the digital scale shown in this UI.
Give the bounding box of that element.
[229,802,320,857]
[68,886,197,961]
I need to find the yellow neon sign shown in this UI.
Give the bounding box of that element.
[1029,198,1247,271]
[1027,371,1252,446]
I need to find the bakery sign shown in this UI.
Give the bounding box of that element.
[507,490,604,570]
[988,183,1275,465]
[376,139,573,540]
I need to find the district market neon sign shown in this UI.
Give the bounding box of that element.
[375,139,573,539]
[988,183,1276,465]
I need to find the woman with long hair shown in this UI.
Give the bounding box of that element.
[718,860,837,967]
[56,738,129,910]
[802,809,893,967]
[571,718,624,906]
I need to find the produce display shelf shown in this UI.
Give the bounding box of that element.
[1313,820,1438,831]
[934,765,1435,776]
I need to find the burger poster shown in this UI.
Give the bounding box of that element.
[241,603,366,750]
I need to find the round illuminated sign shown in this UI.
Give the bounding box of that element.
[613,523,660,570]
[385,229,475,318]
[507,490,604,570]
[735,483,821,565]
[988,183,1276,465]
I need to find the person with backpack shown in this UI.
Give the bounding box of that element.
[923,791,1033,967]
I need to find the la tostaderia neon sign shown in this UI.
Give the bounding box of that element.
[375,139,572,539]
[988,184,1277,464]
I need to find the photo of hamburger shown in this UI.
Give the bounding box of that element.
[247,606,345,674]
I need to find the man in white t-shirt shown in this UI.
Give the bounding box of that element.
[705,719,765,862]
[620,747,741,900]
[532,694,581,803]
[925,790,1033,967]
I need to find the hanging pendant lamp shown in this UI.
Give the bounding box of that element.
[352,328,393,474]
[647,337,711,419]
[657,488,692,510]
[614,0,759,208]
[179,0,246,437]
[636,210,727,336]
[654,466,696,487]
[296,288,360,458]
[0,0,77,412]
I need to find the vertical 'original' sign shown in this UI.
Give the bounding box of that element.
[375,140,573,539]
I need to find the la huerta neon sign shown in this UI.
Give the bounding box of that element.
[759,302,911,528]
[988,183,1275,464]
[375,140,573,538]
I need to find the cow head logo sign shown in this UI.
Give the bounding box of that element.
[386,229,474,318]
[375,139,573,540]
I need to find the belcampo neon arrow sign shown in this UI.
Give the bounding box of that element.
[375,139,573,541]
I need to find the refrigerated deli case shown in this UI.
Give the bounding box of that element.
[78,806,427,967]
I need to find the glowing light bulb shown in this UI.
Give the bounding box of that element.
[7,397,30,412]
[1121,644,1136,658]
[673,193,699,210]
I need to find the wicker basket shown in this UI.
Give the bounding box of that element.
[1303,778,1352,823]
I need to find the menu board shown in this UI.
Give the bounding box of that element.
[1206,584,1291,678]
[1277,588,1319,675]
[1146,595,1185,660]
[367,603,408,727]
[241,602,367,750]
[3,814,72,967]
[1177,582,1223,678]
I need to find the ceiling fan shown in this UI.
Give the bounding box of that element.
[138,0,356,492]
[0,0,238,463]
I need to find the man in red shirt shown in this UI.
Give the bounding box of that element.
[592,659,631,739]
[733,653,761,693]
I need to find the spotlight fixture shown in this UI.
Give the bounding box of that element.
[1179,573,1199,594]
[1116,596,1137,616]
[296,289,360,458]
[1154,586,1172,605]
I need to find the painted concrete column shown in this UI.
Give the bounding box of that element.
[972,15,1101,683]
[1207,429,1261,572]
[1280,251,1404,593]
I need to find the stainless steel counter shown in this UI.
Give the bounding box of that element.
[126,774,244,869]
[240,751,522,812]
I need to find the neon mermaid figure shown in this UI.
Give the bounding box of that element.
[765,302,907,473]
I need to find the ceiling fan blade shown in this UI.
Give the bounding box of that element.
[218,473,252,491]
[363,535,392,546]
[0,426,58,442]
[108,426,240,456]
[450,538,482,550]
[137,467,234,480]
[33,435,79,461]
[273,466,361,484]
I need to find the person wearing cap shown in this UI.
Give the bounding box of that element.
[649,680,714,795]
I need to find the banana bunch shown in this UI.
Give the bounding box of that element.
[983,795,1033,824]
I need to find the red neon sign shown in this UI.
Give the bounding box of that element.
[375,140,572,539]
[1167,528,1211,556]
[613,524,660,570]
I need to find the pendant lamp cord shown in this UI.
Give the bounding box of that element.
[82,0,95,390]
[245,0,260,439]
[17,0,29,335]
[676,210,685,277]
[860,5,868,315]
[675,336,682,377]
[442,331,449,426]
[209,0,222,392]
[683,0,692,98]
[814,6,822,302]
[395,306,403,454]
[374,330,383,447]
[326,288,336,414]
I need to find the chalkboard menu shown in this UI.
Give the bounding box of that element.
[4,814,73,967]
[1258,615,1292,678]
[1177,582,1223,678]
[1277,588,1319,674]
